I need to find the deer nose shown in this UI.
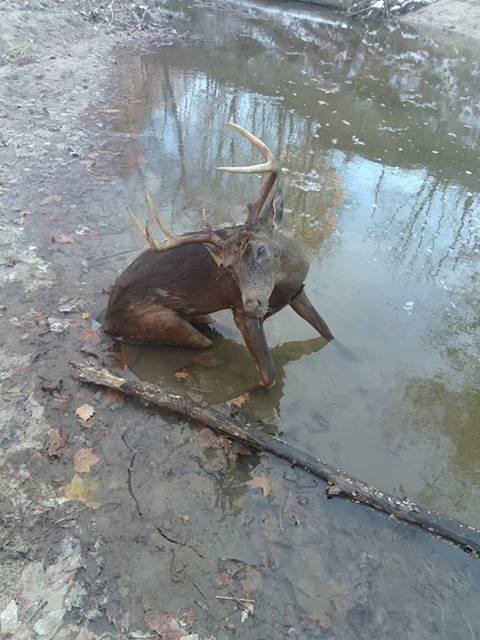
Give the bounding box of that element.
[244,297,263,315]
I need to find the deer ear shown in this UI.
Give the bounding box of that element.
[205,245,234,267]
[259,190,284,231]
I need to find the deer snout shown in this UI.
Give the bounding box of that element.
[243,297,266,318]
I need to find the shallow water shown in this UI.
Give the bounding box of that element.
[92,1,480,636]
[109,0,480,520]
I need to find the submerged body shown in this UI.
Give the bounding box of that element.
[104,122,336,387]
[104,225,334,387]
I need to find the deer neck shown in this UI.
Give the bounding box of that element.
[275,233,309,289]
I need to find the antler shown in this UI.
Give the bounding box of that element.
[217,122,278,229]
[128,190,225,252]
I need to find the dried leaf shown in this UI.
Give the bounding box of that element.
[186,605,196,626]
[309,611,333,629]
[41,194,62,205]
[51,234,73,244]
[174,368,189,380]
[145,611,183,640]
[64,474,101,509]
[195,427,220,449]
[102,388,125,405]
[246,474,273,497]
[192,351,221,368]
[111,344,137,369]
[216,571,232,587]
[81,312,90,320]
[79,328,102,343]
[73,447,100,473]
[75,403,95,422]
[47,428,68,458]
[227,392,250,408]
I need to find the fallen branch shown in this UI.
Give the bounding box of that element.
[71,362,480,557]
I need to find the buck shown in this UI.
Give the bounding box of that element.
[103,123,336,388]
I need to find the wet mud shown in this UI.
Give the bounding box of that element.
[1,1,479,639]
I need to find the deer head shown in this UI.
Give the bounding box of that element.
[128,122,286,319]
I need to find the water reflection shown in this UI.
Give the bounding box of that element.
[133,331,331,412]
[85,3,480,637]
[104,0,480,528]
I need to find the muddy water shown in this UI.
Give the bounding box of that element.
[93,1,480,636]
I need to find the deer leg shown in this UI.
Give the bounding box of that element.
[233,309,276,388]
[290,290,334,342]
[104,302,212,349]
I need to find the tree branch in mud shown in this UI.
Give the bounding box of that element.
[71,361,480,557]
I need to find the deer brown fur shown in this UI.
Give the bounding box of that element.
[103,123,335,388]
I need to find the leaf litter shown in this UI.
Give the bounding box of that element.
[144,610,183,640]
[246,475,274,497]
[46,428,68,458]
[0,537,84,638]
[226,392,250,408]
[51,233,74,244]
[73,447,101,473]
[75,403,95,422]
[64,474,101,509]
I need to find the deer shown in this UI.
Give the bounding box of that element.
[103,122,336,389]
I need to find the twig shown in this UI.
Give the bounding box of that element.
[215,595,255,604]
[71,362,480,557]
[52,507,88,526]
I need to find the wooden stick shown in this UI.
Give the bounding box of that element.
[71,362,480,557]
[215,596,255,604]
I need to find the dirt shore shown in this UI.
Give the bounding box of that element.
[400,0,480,41]
[1,1,479,639]
[0,3,194,639]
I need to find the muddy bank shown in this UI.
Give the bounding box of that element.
[401,0,480,41]
[1,1,480,640]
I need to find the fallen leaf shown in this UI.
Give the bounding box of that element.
[41,194,62,205]
[246,474,273,497]
[227,392,250,408]
[145,611,183,640]
[216,571,232,587]
[192,351,221,368]
[309,611,333,629]
[79,328,101,343]
[174,368,189,380]
[51,234,73,244]
[186,605,196,626]
[111,343,137,369]
[47,428,68,458]
[195,427,220,449]
[73,447,100,473]
[81,312,90,320]
[75,403,95,422]
[217,434,232,451]
[64,474,101,508]
[102,388,125,405]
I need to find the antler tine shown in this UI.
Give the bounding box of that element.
[217,122,276,174]
[145,189,176,239]
[128,194,225,253]
[128,208,163,251]
[217,122,279,228]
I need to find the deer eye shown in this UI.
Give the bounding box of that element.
[256,244,267,259]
